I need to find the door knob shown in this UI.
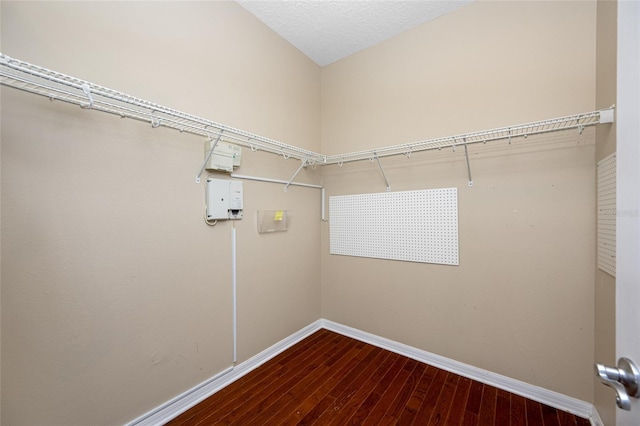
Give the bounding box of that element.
[594,357,640,411]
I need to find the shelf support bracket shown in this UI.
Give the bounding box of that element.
[80,84,94,109]
[464,143,473,187]
[284,159,307,192]
[374,153,391,192]
[196,132,223,183]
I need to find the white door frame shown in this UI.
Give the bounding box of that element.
[615,0,640,424]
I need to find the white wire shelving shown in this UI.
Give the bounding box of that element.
[324,109,610,166]
[0,53,326,166]
[1,53,614,175]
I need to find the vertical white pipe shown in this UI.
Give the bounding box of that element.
[231,226,237,364]
[127,227,240,425]
[321,188,326,221]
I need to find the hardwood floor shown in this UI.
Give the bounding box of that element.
[166,329,590,425]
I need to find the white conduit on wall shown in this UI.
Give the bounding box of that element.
[231,226,237,365]
[125,227,238,426]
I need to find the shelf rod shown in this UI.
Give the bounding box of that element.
[229,173,322,189]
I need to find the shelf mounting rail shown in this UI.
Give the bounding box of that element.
[1,53,614,171]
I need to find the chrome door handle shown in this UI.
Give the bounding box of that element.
[595,358,640,411]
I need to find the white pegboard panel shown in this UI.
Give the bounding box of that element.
[597,152,616,277]
[329,188,458,265]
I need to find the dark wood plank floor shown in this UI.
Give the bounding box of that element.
[166,329,590,425]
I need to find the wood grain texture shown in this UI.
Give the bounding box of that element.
[166,330,590,425]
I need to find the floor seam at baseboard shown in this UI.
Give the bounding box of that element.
[127,318,595,425]
[319,319,595,421]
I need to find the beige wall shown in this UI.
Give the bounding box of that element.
[1,2,321,425]
[1,0,608,423]
[594,0,617,424]
[320,0,597,402]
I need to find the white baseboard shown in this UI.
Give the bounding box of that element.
[127,318,597,425]
[126,319,323,426]
[320,319,595,422]
[589,405,604,426]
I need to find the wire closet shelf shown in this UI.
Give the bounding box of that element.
[324,109,608,165]
[0,53,325,165]
[0,53,612,168]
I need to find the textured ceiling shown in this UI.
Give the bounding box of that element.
[237,1,472,67]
